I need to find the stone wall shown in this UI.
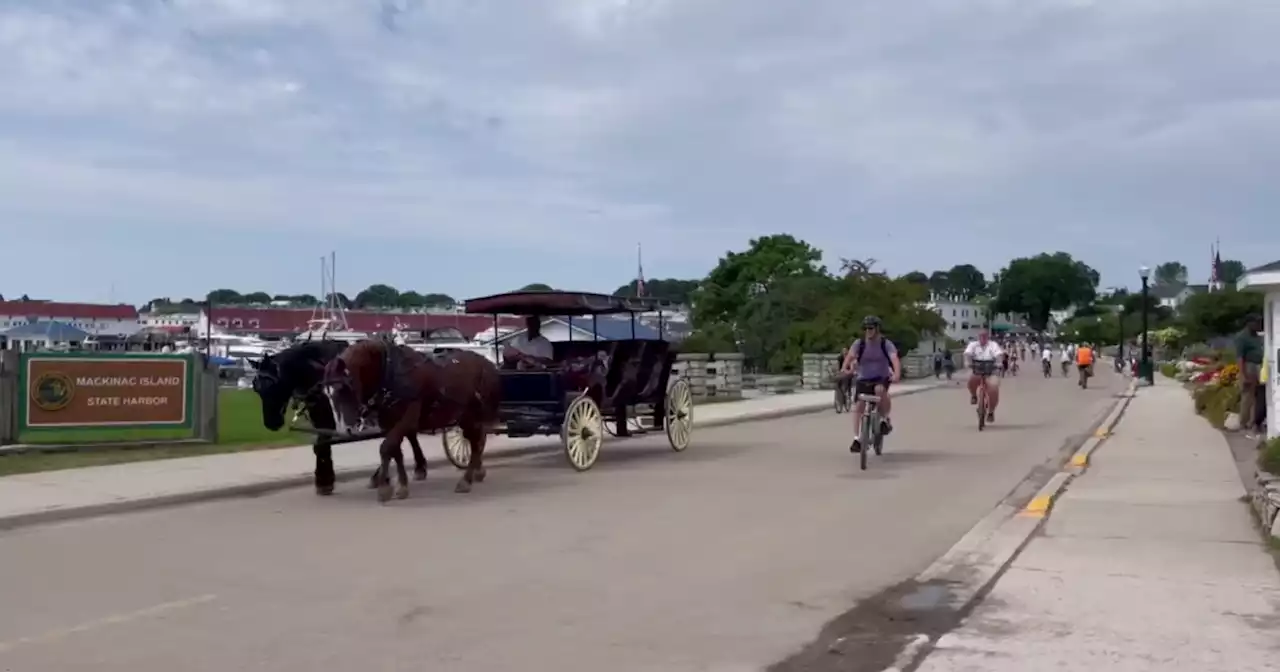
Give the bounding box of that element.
[801,352,964,389]
[1251,469,1280,541]
[671,353,744,400]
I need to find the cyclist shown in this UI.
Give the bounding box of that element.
[965,330,1003,422]
[1040,342,1053,376]
[942,348,955,380]
[1059,344,1071,376]
[841,315,900,454]
[1076,342,1094,385]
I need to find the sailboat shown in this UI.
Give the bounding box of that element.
[295,252,369,344]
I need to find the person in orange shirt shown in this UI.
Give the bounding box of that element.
[1076,343,1094,384]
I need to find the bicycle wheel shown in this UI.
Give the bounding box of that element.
[834,386,848,413]
[859,415,870,471]
[873,416,884,456]
[977,391,986,431]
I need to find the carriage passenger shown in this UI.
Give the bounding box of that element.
[504,316,554,370]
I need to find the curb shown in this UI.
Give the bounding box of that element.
[0,383,949,531]
[881,377,1139,672]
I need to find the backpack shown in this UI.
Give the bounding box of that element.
[855,337,892,363]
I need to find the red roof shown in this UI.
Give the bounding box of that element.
[0,301,138,320]
[206,307,521,339]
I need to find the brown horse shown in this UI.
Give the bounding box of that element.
[322,341,501,502]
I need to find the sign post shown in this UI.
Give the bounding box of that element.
[17,353,195,432]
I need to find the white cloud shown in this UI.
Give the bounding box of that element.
[1,0,1278,301]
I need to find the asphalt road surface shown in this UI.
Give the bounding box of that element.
[0,365,1127,672]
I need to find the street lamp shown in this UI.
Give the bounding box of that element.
[1138,265,1153,385]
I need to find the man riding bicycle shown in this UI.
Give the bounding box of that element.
[1076,342,1094,384]
[965,330,1003,422]
[841,315,901,454]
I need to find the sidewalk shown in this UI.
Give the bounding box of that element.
[0,381,941,529]
[915,382,1280,671]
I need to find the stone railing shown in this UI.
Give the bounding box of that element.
[670,353,744,400]
[801,352,962,390]
[1251,470,1280,541]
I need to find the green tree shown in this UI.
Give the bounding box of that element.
[354,284,400,308]
[1153,261,1188,291]
[613,278,700,304]
[691,234,826,331]
[421,293,455,307]
[1178,288,1263,342]
[242,291,272,304]
[1219,259,1246,286]
[927,270,950,296]
[206,289,243,305]
[325,292,353,309]
[944,264,988,301]
[992,252,1099,332]
[520,283,554,292]
[398,291,427,308]
[898,271,929,287]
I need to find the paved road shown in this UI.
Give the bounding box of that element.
[0,367,1127,672]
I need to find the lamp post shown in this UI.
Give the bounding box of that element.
[1138,266,1153,385]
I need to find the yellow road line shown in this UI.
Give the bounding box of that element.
[0,594,217,654]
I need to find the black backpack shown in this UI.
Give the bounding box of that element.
[855,337,892,362]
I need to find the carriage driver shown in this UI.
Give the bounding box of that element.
[503,316,555,370]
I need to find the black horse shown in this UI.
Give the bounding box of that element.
[250,341,430,495]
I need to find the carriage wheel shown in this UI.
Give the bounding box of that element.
[562,395,603,472]
[442,428,471,469]
[665,378,694,452]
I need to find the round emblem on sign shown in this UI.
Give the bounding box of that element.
[32,371,75,412]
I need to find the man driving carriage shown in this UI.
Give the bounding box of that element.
[504,316,554,370]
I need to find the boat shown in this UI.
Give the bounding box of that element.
[295,318,368,344]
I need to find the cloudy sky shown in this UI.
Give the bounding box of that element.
[1,0,1277,304]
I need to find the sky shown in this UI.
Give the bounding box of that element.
[2,0,1279,305]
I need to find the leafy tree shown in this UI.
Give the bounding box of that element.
[692,234,826,331]
[242,291,272,304]
[19,293,29,301]
[944,264,987,301]
[1219,259,1246,286]
[398,290,427,308]
[898,271,929,287]
[1178,288,1263,342]
[325,292,353,309]
[206,289,243,305]
[519,283,554,292]
[991,252,1099,332]
[420,293,455,307]
[1096,287,1129,305]
[838,257,879,277]
[1153,261,1188,291]
[612,278,700,304]
[927,270,950,296]
[354,284,400,308]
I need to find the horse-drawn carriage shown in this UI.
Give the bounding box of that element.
[441,290,693,472]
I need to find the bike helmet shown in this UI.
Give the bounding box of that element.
[862,315,882,329]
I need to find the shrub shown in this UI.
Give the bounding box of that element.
[1218,363,1240,387]
[1160,363,1178,379]
[1194,383,1241,428]
[1259,438,1280,476]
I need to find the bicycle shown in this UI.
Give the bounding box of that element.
[856,392,885,470]
[1078,363,1090,389]
[1061,360,1070,377]
[1042,359,1052,378]
[973,360,997,431]
[833,375,852,414]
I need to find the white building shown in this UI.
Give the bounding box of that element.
[1239,261,1279,440]
[138,311,201,330]
[923,297,987,342]
[0,300,142,338]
